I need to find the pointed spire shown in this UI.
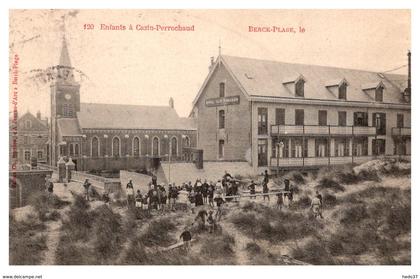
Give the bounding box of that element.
[58,36,75,83]
[59,36,72,68]
[218,39,222,57]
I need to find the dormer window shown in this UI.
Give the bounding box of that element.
[283,74,305,98]
[295,79,305,97]
[375,86,384,102]
[219,82,225,97]
[325,78,348,100]
[362,81,385,102]
[24,120,32,129]
[338,83,347,100]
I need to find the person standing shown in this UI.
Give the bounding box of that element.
[188,191,196,214]
[214,194,225,221]
[135,190,143,209]
[207,210,216,233]
[310,193,323,219]
[202,179,209,204]
[161,187,167,211]
[126,180,135,208]
[276,193,283,210]
[151,174,157,187]
[262,179,270,202]
[208,182,215,207]
[248,180,256,199]
[195,190,204,207]
[180,228,192,251]
[83,179,91,201]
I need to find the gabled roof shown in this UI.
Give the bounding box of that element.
[18,112,48,130]
[77,103,196,130]
[192,54,408,106]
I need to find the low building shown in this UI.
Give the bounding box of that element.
[49,37,197,171]
[9,111,49,165]
[190,54,411,172]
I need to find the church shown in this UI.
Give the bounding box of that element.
[49,38,197,171]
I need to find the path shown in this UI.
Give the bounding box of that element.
[40,182,73,265]
[219,219,249,264]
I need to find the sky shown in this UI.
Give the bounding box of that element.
[9,9,410,118]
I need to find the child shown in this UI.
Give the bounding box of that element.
[135,190,142,208]
[207,211,216,233]
[188,191,196,214]
[214,194,225,221]
[180,228,192,251]
[276,193,283,210]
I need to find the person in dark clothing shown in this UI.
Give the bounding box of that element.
[151,174,157,186]
[315,190,323,207]
[276,193,283,209]
[102,191,110,205]
[223,170,233,181]
[208,183,215,207]
[194,209,208,231]
[180,229,192,251]
[263,170,269,186]
[262,180,270,202]
[202,180,209,204]
[214,195,225,221]
[135,190,142,208]
[288,188,294,204]
[195,190,204,207]
[47,180,54,194]
[248,180,256,199]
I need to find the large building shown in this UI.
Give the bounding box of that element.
[190,54,411,172]
[49,38,197,171]
[9,111,49,165]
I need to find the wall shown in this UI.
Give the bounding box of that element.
[194,62,251,161]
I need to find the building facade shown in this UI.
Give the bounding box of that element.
[10,111,49,165]
[190,55,411,172]
[49,38,197,171]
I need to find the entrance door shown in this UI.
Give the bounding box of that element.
[258,139,268,166]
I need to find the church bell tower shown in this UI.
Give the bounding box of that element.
[50,37,81,166]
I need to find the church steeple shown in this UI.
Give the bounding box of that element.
[58,36,75,83]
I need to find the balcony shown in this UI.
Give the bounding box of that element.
[391,127,411,137]
[271,124,376,137]
[270,156,374,168]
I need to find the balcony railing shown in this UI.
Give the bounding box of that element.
[391,127,411,137]
[271,124,376,137]
[270,156,373,168]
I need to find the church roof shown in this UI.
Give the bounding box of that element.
[57,118,82,136]
[193,55,408,106]
[77,103,196,131]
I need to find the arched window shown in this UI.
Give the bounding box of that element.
[141,138,148,156]
[184,136,191,147]
[152,137,159,156]
[133,137,140,156]
[219,82,225,97]
[171,137,178,156]
[219,110,225,129]
[112,136,120,157]
[338,83,347,100]
[91,137,99,157]
[74,143,79,156]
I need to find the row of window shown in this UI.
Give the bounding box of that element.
[257,108,405,135]
[257,137,409,166]
[23,149,44,161]
[217,80,384,101]
[89,135,191,158]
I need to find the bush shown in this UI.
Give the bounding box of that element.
[9,215,47,265]
[92,205,123,261]
[316,178,345,192]
[290,195,311,210]
[291,237,336,265]
[245,242,261,255]
[28,191,70,221]
[285,171,306,184]
[340,204,369,225]
[200,232,236,262]
[140,218,176,247]
[324,193,338,208]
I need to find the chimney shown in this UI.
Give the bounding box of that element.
[403,50,411,103]
[36,111,41,120]
[169,97,174,109]
[208,56,215,72]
